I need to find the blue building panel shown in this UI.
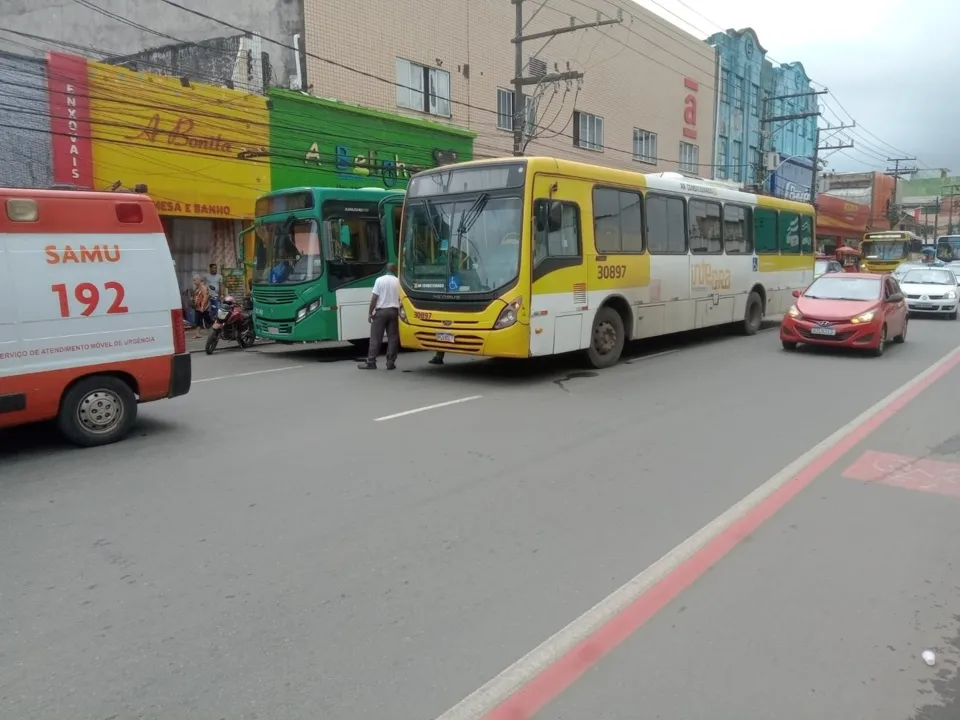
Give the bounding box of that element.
[707,27,765,185]
[708,30,818,190]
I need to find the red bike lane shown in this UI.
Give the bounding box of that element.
[439,345,960,720]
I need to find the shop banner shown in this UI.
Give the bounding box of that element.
[87,61,270,219]
[268,89,475,191]
[46,52,94,188]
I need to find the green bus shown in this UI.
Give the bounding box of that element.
[246,187,405,345]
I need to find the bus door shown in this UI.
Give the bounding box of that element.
[378,195,405,264]
[236,224,256,294]
[529,174,588,357]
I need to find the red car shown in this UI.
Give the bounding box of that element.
[780,272,908,356]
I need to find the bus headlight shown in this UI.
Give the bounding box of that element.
[494,297,523,329]
[297,307,307,321]
[297,300,322,322]
[399,304,408,323]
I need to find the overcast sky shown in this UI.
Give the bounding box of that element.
[636,0,958,175]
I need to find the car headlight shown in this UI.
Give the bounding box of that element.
[787,304,802,318]
[850,311,875,324]
[494,297,523,330]
[947,291,957,300]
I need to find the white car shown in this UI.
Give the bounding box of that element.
[898,267,960,319]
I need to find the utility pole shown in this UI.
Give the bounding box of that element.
[884,157,918,230]
[808,121,854,204]
[759,89,826,195]
[510,0,622,156]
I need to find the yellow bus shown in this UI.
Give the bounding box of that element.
[860,230,922,273]
[397,157,815,368]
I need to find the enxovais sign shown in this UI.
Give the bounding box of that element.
[46,52,93,188]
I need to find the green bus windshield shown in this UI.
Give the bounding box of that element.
[251,190,403,286]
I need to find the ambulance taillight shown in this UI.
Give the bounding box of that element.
[171,309,186,354]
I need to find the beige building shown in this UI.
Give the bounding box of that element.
[302,0,717,177]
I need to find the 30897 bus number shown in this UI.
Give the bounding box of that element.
[51,282,129,317]
[598,264,627,280]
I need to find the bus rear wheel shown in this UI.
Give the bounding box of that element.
[740,291,763,335]
[586,306,625,369]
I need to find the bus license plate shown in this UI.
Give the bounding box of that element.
[810,326,836,336]
[436,332,455,343]
[263,325,279,334]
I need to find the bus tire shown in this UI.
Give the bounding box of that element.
[740,291,763,335]
[586,306,625,369]
[58,375,137,448]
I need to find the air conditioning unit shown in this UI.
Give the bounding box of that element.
[764,152,780,171]
[528,56,547,78]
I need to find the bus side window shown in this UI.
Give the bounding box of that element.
[323,219,344,261]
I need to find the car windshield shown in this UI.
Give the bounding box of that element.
[901,269,955,285]
[861,241,906,260]
[252,218,322,285]
[803,276,881,301]
[400,194,523,294]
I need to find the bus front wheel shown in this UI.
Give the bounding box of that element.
[586,306,625,369]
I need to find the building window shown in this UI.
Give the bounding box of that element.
[496,88,536,135]
[731,140,742,181]
[573,110,604,151]
[750,84,760,116]
[721,70,730,105]
[679,142,699,173]
[396,58,450,117]
[723,205,752,254]
[688,199,722,254]
[593,187,644,253]
[646,194,686,254]
[733,76,743,109]
[633,129,657,164]
[716,137,727,180]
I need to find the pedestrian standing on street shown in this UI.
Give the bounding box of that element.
[192,274,211,339]
[205,262,224,315]
[358,263,401,371]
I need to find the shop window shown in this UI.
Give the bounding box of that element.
[754,207,778,254]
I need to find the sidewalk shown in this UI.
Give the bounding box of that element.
[185,334,274,354]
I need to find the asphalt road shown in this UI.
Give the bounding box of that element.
[2,317,960,720]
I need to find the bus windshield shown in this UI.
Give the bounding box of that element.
[860,241,905,260]
[936,236,960,262]
[401,194,523,294]
[252,218,322,285]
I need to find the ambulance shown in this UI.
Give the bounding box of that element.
[0,188,191,447]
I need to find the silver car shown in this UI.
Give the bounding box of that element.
[898,267,960,319]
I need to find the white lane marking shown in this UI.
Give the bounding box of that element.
[374,395,482,422]
[434,342,960,720]
[193,365,304,384]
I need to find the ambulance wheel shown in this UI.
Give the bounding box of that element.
[58,375,137,448]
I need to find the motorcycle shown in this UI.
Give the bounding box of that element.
[205,295,255,355]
